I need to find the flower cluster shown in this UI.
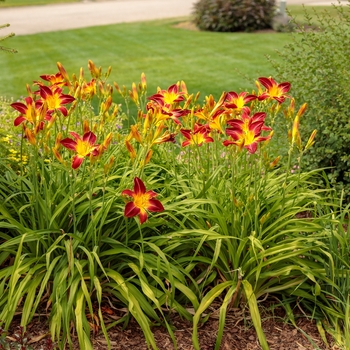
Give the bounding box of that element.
[121,75,290,163]
[11,61,115,169]
[10,61,308,225]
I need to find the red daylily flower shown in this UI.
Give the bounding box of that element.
[180,123,214,147]
[11,96,46,127]
[81,79,97,100]
[148,83,186,108]
[194,93,227,133]
[122,177,164,224]
[223,109,272,154]
[224,91,256,114]
[146,102,190,126]
[39,85,75,117]
[60,131,99,169]
[39,72,66,87]
[257,77,291,104]
[151,123,177,145]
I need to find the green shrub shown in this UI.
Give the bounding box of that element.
[269,3,350,200]
[192,0,277,32]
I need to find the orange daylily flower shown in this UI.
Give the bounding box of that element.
[122,177,164,224]
[180,123,214,147]
[60,131,99,169]
[257,77,291,104]
[223,109,272,154]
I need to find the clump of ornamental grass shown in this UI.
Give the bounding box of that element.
[0,61,348,350]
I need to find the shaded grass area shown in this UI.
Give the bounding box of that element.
[0,0,78,7]
[0,18,291,101]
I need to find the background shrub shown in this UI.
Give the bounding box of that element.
[270,4,350,200]
[192,0,276,32]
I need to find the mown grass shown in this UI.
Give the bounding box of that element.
[0,17,292,101]
[0,0,78,7]
[1,4,347,101]
[287,4,350,26]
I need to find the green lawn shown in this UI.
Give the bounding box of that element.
[0,17,292,101]
[287,4,350,26]
[1,4,345,100]
[0,0,78,7]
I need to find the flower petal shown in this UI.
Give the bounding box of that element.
[139,209,148,224]
[124,201,140,218]
[72,155,84,169]
[147,199,164,213]
[60,138,77,151]
[134,177,146,195]
[122,189,134,197]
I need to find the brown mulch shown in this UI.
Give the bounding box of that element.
[6,303,340,350]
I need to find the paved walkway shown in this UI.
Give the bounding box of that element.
[0,0,348,36]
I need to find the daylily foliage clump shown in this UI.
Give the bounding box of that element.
[0,61,348,350]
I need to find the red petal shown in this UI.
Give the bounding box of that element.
[226,91,239,100]
[61,138,77,151]
[168,84,178,93]
[69,131,81,140]
[39,85,53,98]
[14,116,26,126]
[139,209,148,224]
[147,199,164,213]
[278,82,291,93]
[58,106,68,116]
[258,93,269,101]
[11,102,27,114]
[246,143,258,154]
[180,129,191,140]
[134,177,146,195]
[258,77,273,89]
[72,155,84,169]
[124,201,140,218]
[83,131,97,145]
[60,94,75,104]
[145,190,158,199]
[122,189,134,197]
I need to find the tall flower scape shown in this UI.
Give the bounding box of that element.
[2,60,341,350]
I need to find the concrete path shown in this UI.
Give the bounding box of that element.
[0,0,197,36]
[0,0,348,37]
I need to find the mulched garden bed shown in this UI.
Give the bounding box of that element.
[6,302,339,350]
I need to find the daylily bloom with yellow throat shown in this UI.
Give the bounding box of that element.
[122,177,164,224]
[148,83,186,108]
[39,72,67,87]
[39,85,75,117]
[60,131,99,169]
[223,109,272,154]
[146,102,190,126]
[194,92,227,133]
[257,77,291,104]
[180,123,214,147]
[224,91,257,114]
[11,96,46,127]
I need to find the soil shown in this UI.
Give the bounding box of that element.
[5,302,340,350]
